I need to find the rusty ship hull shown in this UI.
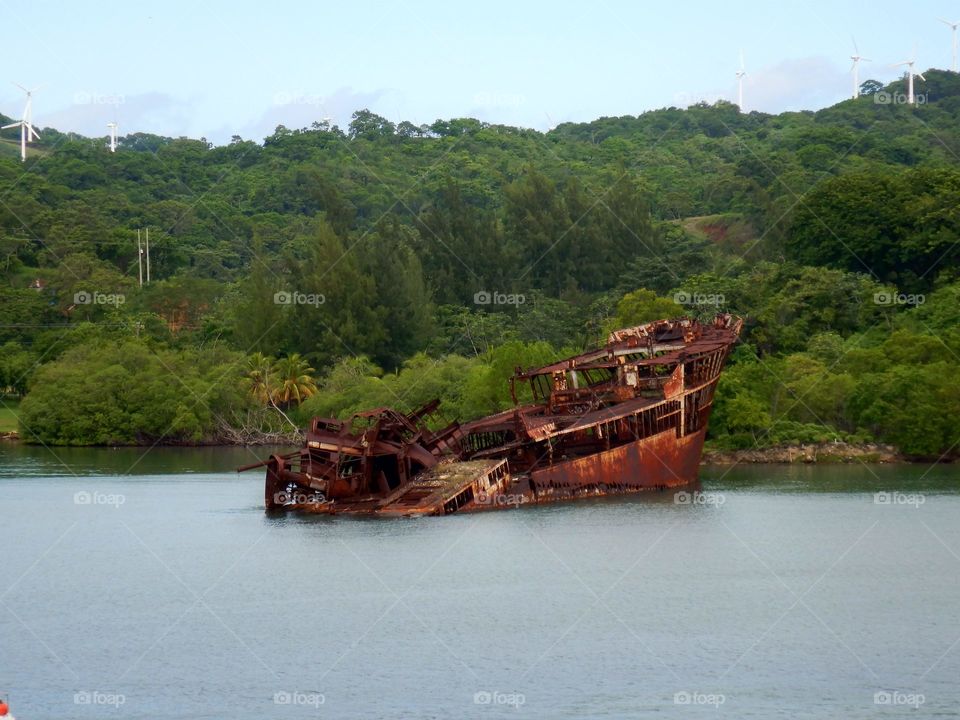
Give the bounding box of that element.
[241,314,742,517]
[523,425,708,503]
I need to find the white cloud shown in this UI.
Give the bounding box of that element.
[35,92,195,140]
[738,56,850,113]
[229,86,390,143]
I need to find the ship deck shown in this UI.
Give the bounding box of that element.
[289,460,506,517]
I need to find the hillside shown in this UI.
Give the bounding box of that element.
[2,71,960,454]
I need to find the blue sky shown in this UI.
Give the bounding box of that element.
[1,0,957,144]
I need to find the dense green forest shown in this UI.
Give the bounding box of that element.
[2,71,960,457]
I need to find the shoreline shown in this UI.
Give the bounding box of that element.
[702,441,907,465]
[2,432,938,464]
[0,430,301,447]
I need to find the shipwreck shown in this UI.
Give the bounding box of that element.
[239,314,743,516]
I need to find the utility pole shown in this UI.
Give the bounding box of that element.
[137,229,143,287]
[145,227,151,283]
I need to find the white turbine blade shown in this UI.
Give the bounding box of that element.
[11,81,28,93]
[852,35,860,55]
[28,125,40,141]
[2,121,22,129]
[739,49,745,70]
[917,72,927,81]
[861,57,872,62]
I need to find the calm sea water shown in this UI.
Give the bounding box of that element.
[1,444,959,719]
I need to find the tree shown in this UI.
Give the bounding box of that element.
[787,168,960,291]
[611,289,684,328]
[504,168,572,295]
[18,339,250,445]
[272,353,318,407]
[283,220,386,366]
[348,109,395,140]
[243,352,275,405]
[396,121,422,138]
[0,341,37,396]
[850,362,960,457]
[359,219,435,368]
[417,179,508,304]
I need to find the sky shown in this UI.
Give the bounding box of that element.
[1,0,958,145]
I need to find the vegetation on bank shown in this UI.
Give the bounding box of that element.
[0,398,18,433]
[3,72,960,457]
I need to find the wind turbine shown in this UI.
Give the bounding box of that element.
[107,121,118,152]
[939,18,960,72]
[892,55,926,105]
[850,38,871,99]
[1,83,40,162]
[736,50,747,111]
[544,110,557,132]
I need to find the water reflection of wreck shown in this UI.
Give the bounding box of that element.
[240,314,742,516]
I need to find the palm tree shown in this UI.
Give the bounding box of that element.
[242,351,306,432]
[244,352,275,405]
[273,353,318,407]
